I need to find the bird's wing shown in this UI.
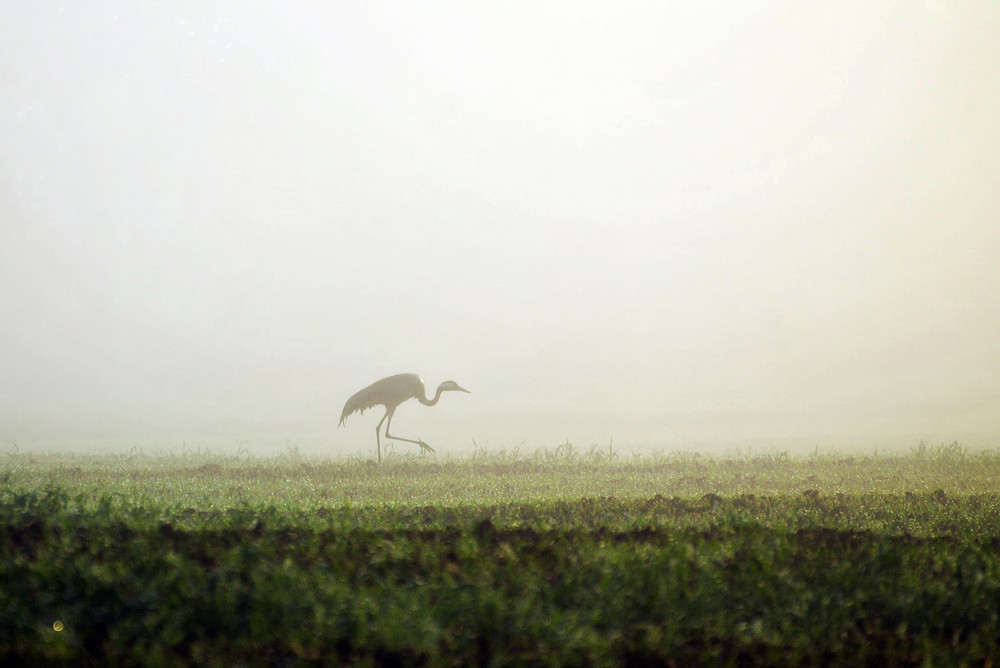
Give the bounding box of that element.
[339,374,422,426]
[339,386,382,425]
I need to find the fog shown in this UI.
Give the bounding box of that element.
[2,2,998,457]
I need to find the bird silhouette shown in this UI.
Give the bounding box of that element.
[339,373,470,462]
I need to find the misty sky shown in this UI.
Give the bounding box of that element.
[2,2,998,456]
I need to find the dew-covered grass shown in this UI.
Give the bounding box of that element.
[4,440,998,508]
[2,442,999,665]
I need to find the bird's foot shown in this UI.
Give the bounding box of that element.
[417,439,436,455]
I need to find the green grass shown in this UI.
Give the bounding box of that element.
[2,444,1000,665]
[4,440,998,508]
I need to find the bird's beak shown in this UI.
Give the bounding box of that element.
[458,385,471,393]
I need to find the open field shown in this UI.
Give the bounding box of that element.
[3,443,1000,665]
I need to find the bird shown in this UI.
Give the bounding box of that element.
[338,373,470,463]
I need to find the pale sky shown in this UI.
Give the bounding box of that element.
[2,2,998,456]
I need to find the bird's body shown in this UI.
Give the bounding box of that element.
[339,373,470,462]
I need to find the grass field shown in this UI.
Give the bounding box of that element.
[3,442,1000,665]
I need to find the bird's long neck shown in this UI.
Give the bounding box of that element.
[416,385,443,407]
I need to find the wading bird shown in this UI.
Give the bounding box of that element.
[339,373,470,463]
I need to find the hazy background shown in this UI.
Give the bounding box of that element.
[2,2,998,457]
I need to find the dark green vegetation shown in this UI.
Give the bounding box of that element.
[3,444,1000,665]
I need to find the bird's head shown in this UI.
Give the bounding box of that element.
[438,380,470,394]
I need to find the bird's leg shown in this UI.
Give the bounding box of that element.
[375,409,391,464]
[385,412,436,455]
